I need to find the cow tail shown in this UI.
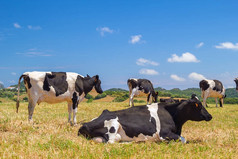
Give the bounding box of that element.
[16,75,25,113]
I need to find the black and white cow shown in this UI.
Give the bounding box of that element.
[199,79,226,107]
[78,95,212,144]
[234,78,238,91]
[127,78,158,107]
[16,71,103,124]
[160,98,176,104]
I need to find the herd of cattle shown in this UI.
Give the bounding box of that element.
[16,71,238,144]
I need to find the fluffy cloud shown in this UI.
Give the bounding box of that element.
[139,69,158,75]
[168,52,200,63]
[96,27,113,36]
[11,72,17,76]
[170,74,186,82]
[136,58,159,66]
[215,42,238,50]
[129,35,142,44]
[188,72,206,81]
[13,23,21,28]
[196,42,204,48]
[28,25,42,30]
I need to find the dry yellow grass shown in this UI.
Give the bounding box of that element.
[0,101,237,158]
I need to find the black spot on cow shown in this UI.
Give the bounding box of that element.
[43,72,68,96]
[23,75,32,90]
[116,106,157,138]
[109,127,116,133]
[72,92,78,109]
[199,80,210,91]
[213,80,223,92]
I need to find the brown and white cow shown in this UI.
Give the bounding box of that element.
[16,71,103,124]
[199,79,226,107]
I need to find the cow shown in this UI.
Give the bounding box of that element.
[16,71,103,125]
[199,79,226,107]
[160,98,175,104]
[234,78,238,91]
[78,94,212,144]
[127,78,158,107]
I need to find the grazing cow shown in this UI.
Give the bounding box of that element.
[199,79,226,107]
[127,78,158,107]
[234,78,238,91]
[159,98,175,104]
[16,71,103,124]
[78,95,212,144]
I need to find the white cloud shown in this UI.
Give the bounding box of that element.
[196,42,204,48]
[16,48,52,57]
[0,81,3,84]
[215,42,238,50]
[136,58,159,66]
[129,35,142,44]
[9,80,16,84]
[170,74,186,82]
[188,72,206,81]
[11,72,17,76]
[168,52,200,63]
[139,68,158,75]
[28,25,42,30]
[96,27,113,36]
[13,23,21,28]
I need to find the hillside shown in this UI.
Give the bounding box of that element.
[0,83,4,89]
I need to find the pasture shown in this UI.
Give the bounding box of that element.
[0,100,237,158]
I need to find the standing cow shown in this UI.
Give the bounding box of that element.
[16,71,103,124]
[234,78,238,91]
[199,79,226,107]
[78,94,212,143]
[127,78,158,107]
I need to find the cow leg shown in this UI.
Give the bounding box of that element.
[129,89,136,107]
[67,102,73,124]
[203,92,209,107]
[215,98,218,107]
[160,131,186,143]
[105,118,121,143]
[219,98,223,107]
[147,93,151,105]
[28,99,37,123]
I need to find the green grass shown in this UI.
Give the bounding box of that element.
[0,101,237,158]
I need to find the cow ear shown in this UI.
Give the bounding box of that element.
[95,75,99,82]
[195,103,199,107]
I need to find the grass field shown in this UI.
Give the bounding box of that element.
[0,100,237,158]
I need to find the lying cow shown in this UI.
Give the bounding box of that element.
[199,79,226,107]
[234,78,238,91]
[16,71,103,124]
[78,95,212,143]
[127,78,158,107]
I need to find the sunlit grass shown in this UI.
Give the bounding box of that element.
[0,101,237,158]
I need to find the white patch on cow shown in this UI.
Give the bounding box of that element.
[147,103,161,135]
[104,117,121,143]
[129,78,138,82]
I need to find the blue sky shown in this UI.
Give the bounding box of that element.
[0,0,238,90]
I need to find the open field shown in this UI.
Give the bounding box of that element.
[0,101,238,158]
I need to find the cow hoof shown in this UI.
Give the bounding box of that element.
[92,137,106,143]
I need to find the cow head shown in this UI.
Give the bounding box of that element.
[78,109,115,142]
[179,94,212,122]
[152,91,159,103]
[234,78,238,91]
[93,75,103,94]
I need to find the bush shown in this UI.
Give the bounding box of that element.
[87,98,93,103]
[0,101,2,103]
[113,94,129,102]
[23,97,28,102]
[85,94,94,99]
[94,93,107,100]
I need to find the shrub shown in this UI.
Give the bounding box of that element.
[85,94,94,99]
[94,93,107,100]
[87,98,93,103]
[23,97,28,102]
[113,94,129,102]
